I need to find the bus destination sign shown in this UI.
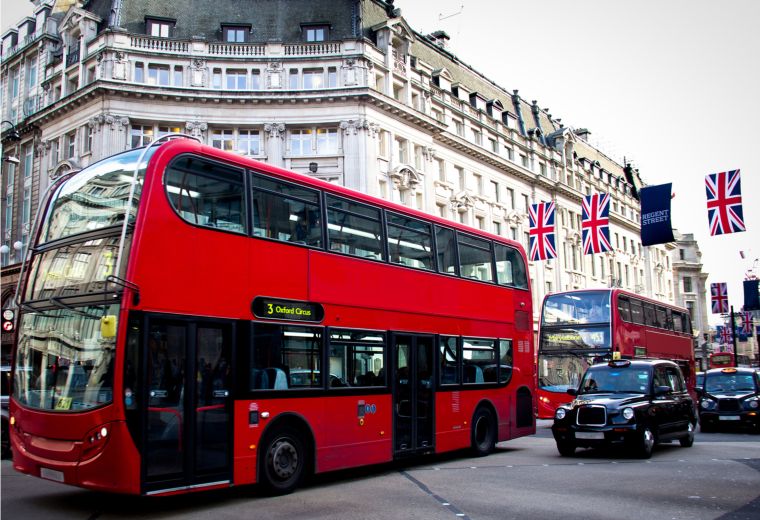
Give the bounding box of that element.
[252,297,324,322]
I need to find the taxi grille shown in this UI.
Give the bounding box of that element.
[718,399,740,412]
[577,405,606,426]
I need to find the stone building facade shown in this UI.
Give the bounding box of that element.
[2,0,688,357]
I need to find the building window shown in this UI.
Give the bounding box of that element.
[492,221,501,235]
[130,125,154,148]
[290,129,313,155]
[396,137,408,163]
[436,158,446,182]
[683,277,693,293]
[454,119,464,137]
[520,154,529,168]
[490,180,499,202]
[455,166,465,190]
[316,128,338,154]
[472,129,482,146]
[327,67,337,88]
[158,126,182,138]
[226,69,248,90]
[66,131,76,159]
[679,248,685,260]
[237,130,261,155]
[489,138,498,153]
[211,129,235,151]
[289,68,299,89]
[148,64,170,86]
[82,125,93,154]
[506,187,515,209]
[303,68,324,89]
[173,66,183,86]
[302,25,329,42]
[251,69,261,89]
[212,68,222,89]
[134,62,144,83]
[146,18,174,38]
[223,25,249,42]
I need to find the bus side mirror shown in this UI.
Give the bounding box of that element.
[101,315,117,338]
[566,388,577,396]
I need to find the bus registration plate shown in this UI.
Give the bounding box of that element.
[719,416,740,421]
[575,431,604,440]
[40,467,64,482]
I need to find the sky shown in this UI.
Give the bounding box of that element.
[2,0,758,323]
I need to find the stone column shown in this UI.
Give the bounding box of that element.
[264,123,286,168]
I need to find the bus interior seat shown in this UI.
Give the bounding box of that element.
[441,366,457,384]
[251,368,269,390]
[464,364,484,383]
[266,367,288,389]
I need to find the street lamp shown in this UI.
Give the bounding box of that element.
[2,120,22,164]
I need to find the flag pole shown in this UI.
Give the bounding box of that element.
[730,305,738,367]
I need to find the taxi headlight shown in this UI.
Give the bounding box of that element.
[700,399,715,410]
[622,407,634,420]
[555,408,567,420]
[747,400,759,409]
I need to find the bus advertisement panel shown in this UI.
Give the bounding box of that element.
[537,289,696,418]
[9,139,535,495]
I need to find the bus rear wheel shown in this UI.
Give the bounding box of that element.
[471,407,496,456]
[260,427,306,495]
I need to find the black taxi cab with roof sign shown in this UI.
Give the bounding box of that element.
[698,367,760,433]
[551,359,697,458]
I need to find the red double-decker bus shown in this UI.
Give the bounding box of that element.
[9,138,535,495]
[709,352,735,369]
[536,289,696,418]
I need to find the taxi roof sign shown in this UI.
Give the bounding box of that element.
[720,368,737,373]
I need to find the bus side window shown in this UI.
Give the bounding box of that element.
[617,296,631,322]
[434,226,458,276]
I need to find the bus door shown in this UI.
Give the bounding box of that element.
[393,334,434,455]
[142,317,233,493]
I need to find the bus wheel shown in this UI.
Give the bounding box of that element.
[556,440,575,457]
[637,427,655,459]
[679,422,695,448]
[260,427,306,495]
[471,407,496,456]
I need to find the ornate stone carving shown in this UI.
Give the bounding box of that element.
[267,61,283,89]
[112,51,128,80]
[422,146,436,161]
[185,121,208,139]
[389,165,422,193]
[264,122,286,139]
[190,58,207,87]
[451,191,475,213]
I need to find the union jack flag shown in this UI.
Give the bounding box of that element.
[742,311,754,334]
[582,193,612,254]
[529,201,557,261]
[706,169,746,236]
[711,282,728,314]
[718,325,733,345]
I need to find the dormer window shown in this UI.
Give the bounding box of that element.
[223,24,250,43]
[302,24,329,42]
[146,17,175,38]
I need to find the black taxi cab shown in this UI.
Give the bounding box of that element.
[551,359,697,458]
[698,367,760,433]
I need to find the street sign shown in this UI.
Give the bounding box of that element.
[2,308,15,332]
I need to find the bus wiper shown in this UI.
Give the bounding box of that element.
[48,297,102,319]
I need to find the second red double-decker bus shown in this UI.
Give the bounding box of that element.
[709,352,735,369]
[9,138,535,495]
[537,289,696,418]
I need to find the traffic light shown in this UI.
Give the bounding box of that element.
[2,309,15,333]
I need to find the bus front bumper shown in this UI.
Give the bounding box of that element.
[11,420,141,494]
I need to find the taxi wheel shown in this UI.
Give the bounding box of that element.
[679,422,695,447]
[556,440,575,457]
[637,427,655,459]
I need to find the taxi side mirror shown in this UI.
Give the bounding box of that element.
[566,388,577,396]
[654,385,671,396]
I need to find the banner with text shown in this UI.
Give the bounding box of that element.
[640,183,675,246]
